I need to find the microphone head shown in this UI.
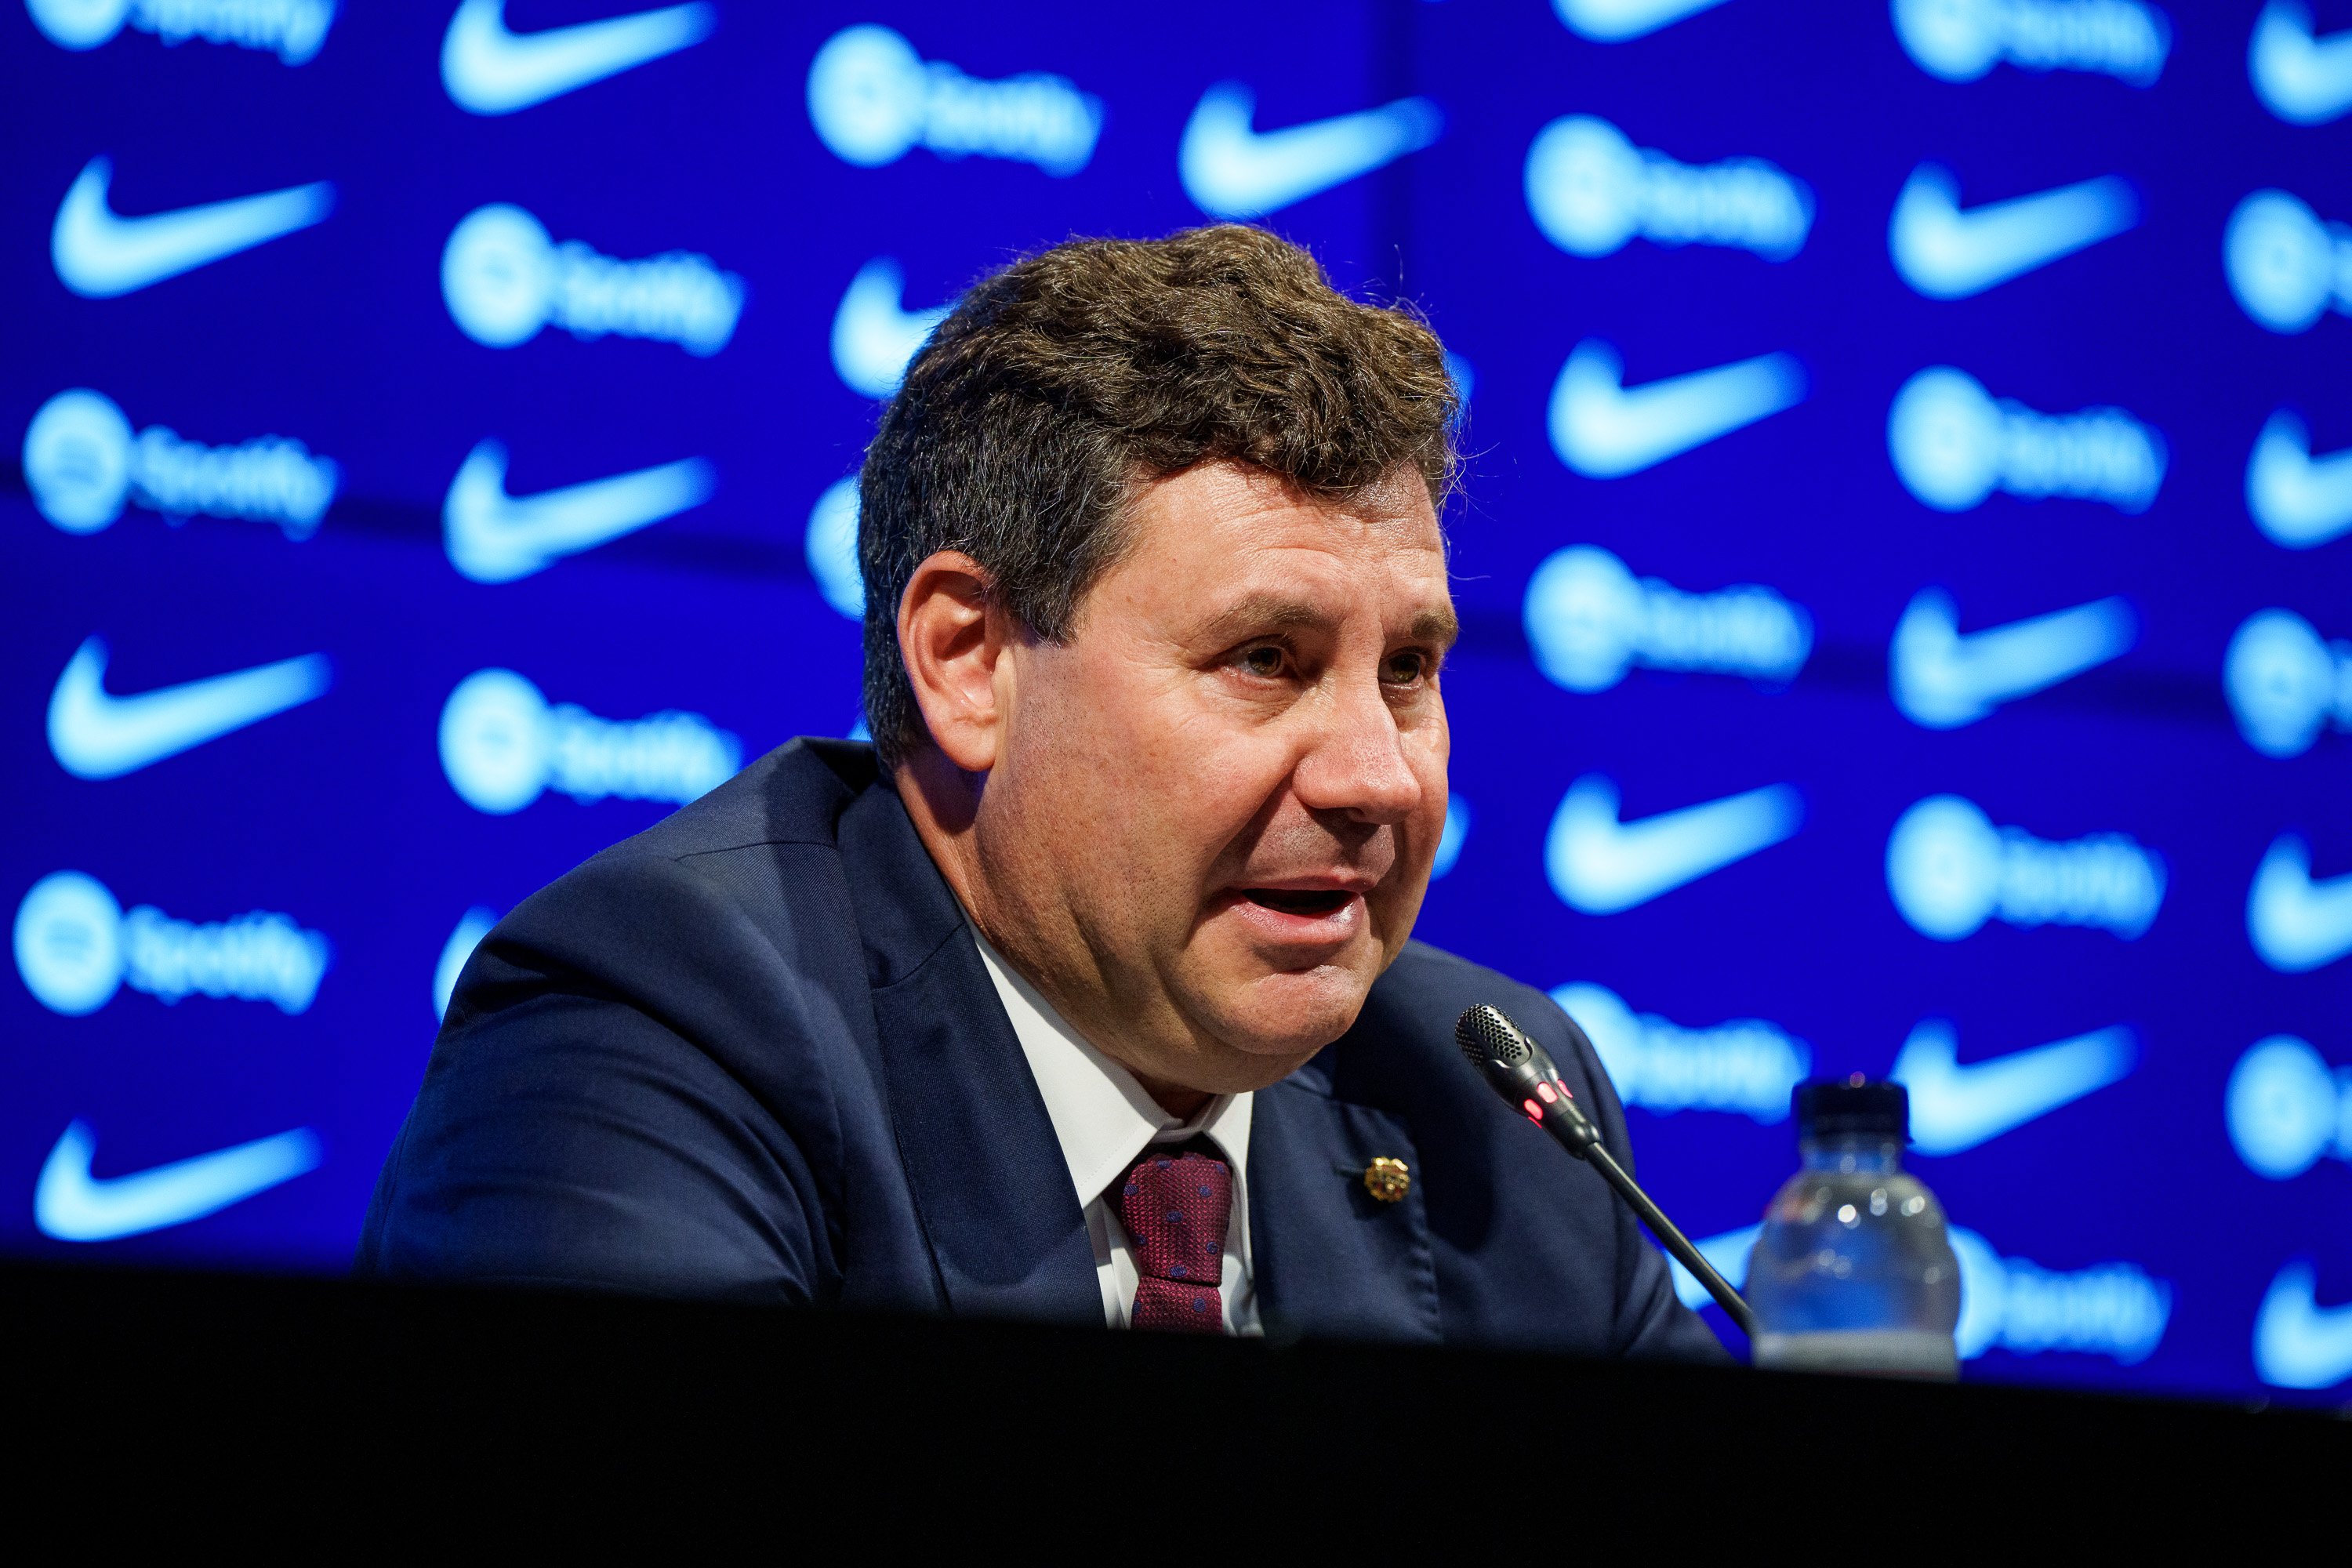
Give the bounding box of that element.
[1457,1003,1599,1159]
[1456,1004,1532,1070]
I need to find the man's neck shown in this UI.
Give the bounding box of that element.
[1134,1077,1213,1123]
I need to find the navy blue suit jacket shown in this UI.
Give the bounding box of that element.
[360,740,1722,1359]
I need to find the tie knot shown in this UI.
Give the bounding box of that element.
[1107,1140,1232,1333]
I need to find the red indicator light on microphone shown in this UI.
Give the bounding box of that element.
[1534,1081,1558,1104]
[1523,1098,1544,1122]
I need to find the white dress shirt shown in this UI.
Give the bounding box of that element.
[972,933,1259,1334]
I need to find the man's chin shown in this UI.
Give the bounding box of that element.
[1190,964,1375,1069]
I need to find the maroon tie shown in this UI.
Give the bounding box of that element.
[1106,1142,1232,1333]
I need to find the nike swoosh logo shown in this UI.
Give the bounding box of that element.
[34,1120,320,1242]
[1892,1018,2137,1155]
[51,156,333,299]
[2252,0,2352,126]
[1554,0,1733,42]
[48,636,332,780]
[435,906,498,1022]
[1890,587,2136,729]
[2255,1261,2352,1388]
[2246,409,2352,548]
[2248,833,2352,972]
[1179,82,1442,220]
[1548,339,1806,478]
[1546,774,1803,914]
[831,258,951,399]
[1888,163,2139,299]
[444,439,713,583]
[441,0,715,115]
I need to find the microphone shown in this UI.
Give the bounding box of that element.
[1456,1003,1759,1339]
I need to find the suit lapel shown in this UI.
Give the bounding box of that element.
[841,781,1102,1327]
[1250,1060,1442,1344]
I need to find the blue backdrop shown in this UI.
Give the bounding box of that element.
[8,0,2351,1403]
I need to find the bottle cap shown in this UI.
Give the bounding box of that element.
[1795,1076,1908,1141]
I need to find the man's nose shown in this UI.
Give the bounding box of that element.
[1291,678,1425,825]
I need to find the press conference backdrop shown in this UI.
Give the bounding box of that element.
[8,0,2352,1401]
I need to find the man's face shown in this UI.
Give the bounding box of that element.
[972,462,1455,1096]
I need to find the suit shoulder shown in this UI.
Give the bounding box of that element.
[1304,939,1579,1103]
[583,736,879,869]
[441,742,880,1039]
[1353,941,1599,1089]
[1374,939,1566,1034]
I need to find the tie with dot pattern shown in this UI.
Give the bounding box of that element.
[1106,1140,1232,1333]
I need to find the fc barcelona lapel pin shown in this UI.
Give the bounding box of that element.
[1361,1156,1410,1203]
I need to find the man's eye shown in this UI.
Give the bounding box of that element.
[1383,651,1428,684]
[1239,645,1287,678]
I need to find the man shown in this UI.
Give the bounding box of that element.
[361,226,1722,1359]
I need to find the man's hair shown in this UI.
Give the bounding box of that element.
[856,223,1460,766]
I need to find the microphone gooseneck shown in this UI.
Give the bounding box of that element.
[1455,1004,1759,1339]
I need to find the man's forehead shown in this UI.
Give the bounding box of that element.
[1137,460,1440,539]
[1128,464,1446,575]
[1101,460,1453,635]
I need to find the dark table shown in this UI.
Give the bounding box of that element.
[5,1261,2341,1530]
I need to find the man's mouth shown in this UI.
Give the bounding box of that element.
[1221,878,1374,952]
[1241,887,1355,917]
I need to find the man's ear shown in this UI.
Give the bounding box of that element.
[897,550,1009,774]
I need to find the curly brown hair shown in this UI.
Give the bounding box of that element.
[857,223,1459,766]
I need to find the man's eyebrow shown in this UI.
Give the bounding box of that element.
[1413,606,1461,650]
[1194,594,1338,643]
[1192,594,1461,648]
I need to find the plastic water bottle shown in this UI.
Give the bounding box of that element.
[1748,1078,1961,1378]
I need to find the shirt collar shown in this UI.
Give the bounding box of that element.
[971,931,1253,1210]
